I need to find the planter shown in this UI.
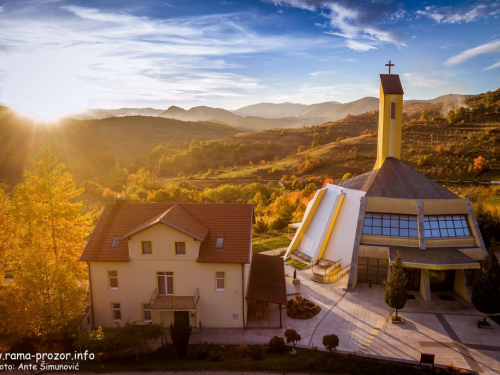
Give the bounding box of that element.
[391,316,405,324]
[476,320,494,329]
[287,296,321,319]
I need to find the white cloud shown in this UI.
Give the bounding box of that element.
[402,73,443,88]
[309,70,336,76]
[264,0,405,48]
[263,0,317,12]
[0,7,3,12]
[416,3,493,24]
[0,5,330,117]
[446,40,500,65]
[484,61,500,71]
[346,40,376,52]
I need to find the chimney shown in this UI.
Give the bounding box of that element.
[115,194,126,205]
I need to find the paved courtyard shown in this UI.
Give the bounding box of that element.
[190,262,500,375]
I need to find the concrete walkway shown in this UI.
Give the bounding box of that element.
[189,263,500,375]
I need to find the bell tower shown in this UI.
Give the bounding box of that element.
[373,61,404,170]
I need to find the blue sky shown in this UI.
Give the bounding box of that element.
[0,0,499,118]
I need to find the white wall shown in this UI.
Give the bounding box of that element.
[322,185,366,268]
[90,224,246,328]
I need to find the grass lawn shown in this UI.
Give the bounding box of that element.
[285,258,310,270]
[252,235,291,253]
[80,345,446,375]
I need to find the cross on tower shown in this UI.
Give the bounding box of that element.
[385,60,394,74]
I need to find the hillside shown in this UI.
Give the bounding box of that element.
[322,97,379,121]
[297,101,342,118]
[232,102,307,118]
[0,108,238,185]
[69,107,165,120]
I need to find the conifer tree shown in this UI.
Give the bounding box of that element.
[472,243,500,323]
[384,251,407,320]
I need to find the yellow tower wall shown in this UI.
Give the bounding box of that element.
[374,87,403,169]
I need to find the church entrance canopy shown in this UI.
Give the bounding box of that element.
[389,247,480,270]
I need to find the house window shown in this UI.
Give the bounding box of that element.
[157,272,174,295]
[215,237,224,249]
[112,303,121,321]
[143,303,152,322]
[109,271,118,289]
[142,241,152,255]
[424,215,471,238]
[363,213,418,238]
[175,242,186,255]
[390,102,396,119]
[111,237,121,248]
[216,272,225,291]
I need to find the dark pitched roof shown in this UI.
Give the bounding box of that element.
[389,246,479,269]
[122,204,209,241]
[246,253,287,305]
[81,203,253,263]
[335,158,460,200]
[380,74,404,95]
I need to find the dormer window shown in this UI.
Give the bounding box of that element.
[111,237,121,248]
[215,237,224,249]
[142,241,152,255]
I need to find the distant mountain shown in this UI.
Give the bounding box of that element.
[70,107,165,120]
[297,101,342,118]
[322,97,379,121]
[159,105,318,131]
[232,102,307,118]
[159,106,241,124]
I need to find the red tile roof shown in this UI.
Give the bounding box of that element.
[380,74,404,95]
[121,204,209,241]
[81,203,253,263]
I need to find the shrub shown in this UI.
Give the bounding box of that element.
[322,334,340,351]
[269,336,286,354]
[210,347,223,362]
[253,219,269,234]
[248,344,264,360]
[284,329,301,349]
[235,344,248,358]
[194,342,210,360]
[170,321,192,358]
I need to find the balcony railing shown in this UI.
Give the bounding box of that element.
[150,288,200,311]
[310,264,350,284]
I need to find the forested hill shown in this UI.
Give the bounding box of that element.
[0,108,238,185]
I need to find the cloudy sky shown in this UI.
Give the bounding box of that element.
[0,0,499,118]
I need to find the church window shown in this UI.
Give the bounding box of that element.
[424,215,470,238]
[363,213,418,238]
[390,102,396,119]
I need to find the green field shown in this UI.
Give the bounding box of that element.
[285,258,310,270]
[252,235,292,253]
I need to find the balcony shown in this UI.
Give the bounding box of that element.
[150,288,200,311]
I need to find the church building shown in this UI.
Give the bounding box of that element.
[284,64,487,302]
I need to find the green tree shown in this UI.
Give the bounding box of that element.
[472,245,500,323]
[0,147,93,338]
[384,251,407,320]
[322,334,340,351]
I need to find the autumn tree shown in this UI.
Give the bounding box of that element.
[384,251,407,321]
[0,147,93,338]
